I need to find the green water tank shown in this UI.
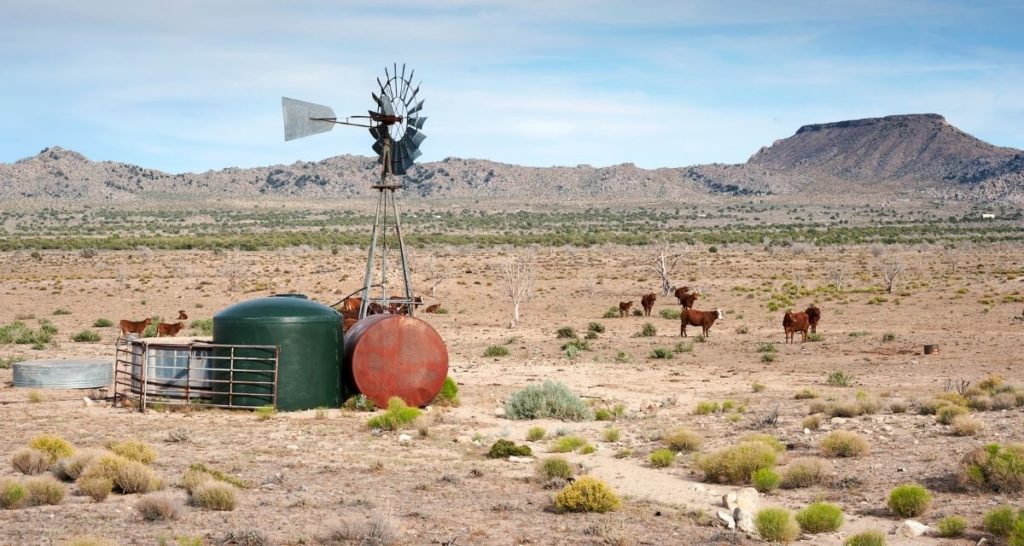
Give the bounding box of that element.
[212,294,342,411]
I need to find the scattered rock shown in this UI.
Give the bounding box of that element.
[723,487,758,513]
[717,510,736,530]
[831,417,848,425]
[734,508,756,534]
[895,519,929,537]
[507,456,534,463]
[494,407,506,417]
[398,434,413,443]
[803,427,811,435]
[286,444,299,450]
[82,397,94,408]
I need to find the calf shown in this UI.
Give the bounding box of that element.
[641,293,657,316]
[806,305,822,333]
[673,286,691,304]
[119,318,152,337]
[783,305,821,343]
[424,304,442,313]
[177,310,188,320]
[674,287,699,309]
[156,322,185,337]
[680,308,722,338]
[618,301,634,317]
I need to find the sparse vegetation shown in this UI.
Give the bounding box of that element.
[820,431,869,458]
[648,449,676,468]
[951,415,982,436]
[24,476,65,505]
[795,502,844,533]
[844,530,886,546]
[71,329,101,342]
[887,484,931,517]
[1,478,26,509]
[367,397,422,431]
[487,439,532,458]
[550,436,591,454]
[697,441,778,484]
[107,439,157,464]
[936,515,966,538]
[638,322,657,337]
[538,457,574,481]
[92,318,114,327]
[983,506,1018,537]
[826,370,854,387]
[553,476,621,513]
[483,344,509,357]
[555,326,576,339]
[649,347,673,359]
[28,434,74,464]
[434,376,460,406]
[957,442,1024,492]
[694,401,721,415]
[190,482,237,511]
[755,507,800,544]
[11,448,51,475]
[662,428,703,452]
[526,427,546,441]
[504,381,592,421]
[136,493,179,521]
[752,468,781,493]
[77,475,113,502]
[781,457,831,489]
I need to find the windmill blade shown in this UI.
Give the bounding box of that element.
[381,95,395,116]
[371,93,383,108]
[407,99,424,116]
[409,84,420,102]
[406,126,427,148]
[408,116,427,130]
[372,140,383,157]
[369,125,383,141]
[282,97,336,141]
[399,63,407,99]
[409,147,422,162]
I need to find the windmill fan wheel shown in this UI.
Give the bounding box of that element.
[370,63,426,176]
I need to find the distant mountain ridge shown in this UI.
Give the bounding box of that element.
[1,113,1021,205]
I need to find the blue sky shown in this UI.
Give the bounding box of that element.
[1,1,1022,173]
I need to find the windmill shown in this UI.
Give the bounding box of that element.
[282,63,426,319]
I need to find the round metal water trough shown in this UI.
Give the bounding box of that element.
[343,314,448,408]
[13,358,113,389]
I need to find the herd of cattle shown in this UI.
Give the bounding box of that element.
[618,286,822,342]
[118,310,188,338]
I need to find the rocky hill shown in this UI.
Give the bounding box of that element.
[1,113,1021,205]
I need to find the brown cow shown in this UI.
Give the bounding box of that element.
[680,308,723,338]
[806,305,822,333]
[391,296,424,315]
[618,301,634,318]
[677,290,699,310]
[156,322,185,337]
[673,286,691,303]
[177,310,188,320]
[641,293,657,316]
[784,305,820,343]
[119,317,152,337]
[424,304,442,313]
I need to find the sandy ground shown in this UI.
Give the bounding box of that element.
[1,244,1023,545]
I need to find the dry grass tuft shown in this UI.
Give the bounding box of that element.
[781,457,832,489]
[11,448,51,475]
[951,415,982,436]
[1,478,26,509]
[135,493,179,521]
[106,439,157,464]
[191,482,238,511]
[697,441,778,484]
[77,476,113,502]
[53,449,105,481]
[662,428,703,452]
[24,476,65,506]
[819,431,869,458]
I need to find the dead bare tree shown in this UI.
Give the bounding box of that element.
[501,252,536,328]
[880,255,904,294]
[419,254,452,297]
[650,242,682,296]
[221,251,249,293]
[828,265,845,291]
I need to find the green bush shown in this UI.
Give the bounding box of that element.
[887,484,931,517]
[1010,520,1024,546]
[694,401,720,415]
[602,307,619,319]
[806,332,824,342]
[649,449,676,468]
[826,370,854,387]
[936,404,969,425]
[142,316,160,338]
[1,478,25,509]
[553,476,621,513]
[795,502,844,533]
[757,342,776,354]
[752,468,780,493]
[555,326,577,339]
[659,308,681,319]
[190,318,213,335]
[487,439,532,459]
[820,431,869,458]
[504,381,592,421]
[755,507,800,544]
[794,389,818,400]
[560,338,591,352]
[650,347,673,359]
[936,515,966,538]
[92,318,114,328]
[483,345,509,357]
[638,322,657,337]
[526,427,546,441]
[52,308,72,316]
[538,457,574,480]
[740,433,785,453]
[550,436,590,453]
[958,442,1024,492]
[366,397,422,431]
[587,322,605,333]
[697,441,778,484]
[983,506,1018,537]
[434,376,460,406]
[602,427,620,442]
[844,530,886,546]
[28,434,74,464]
[71,330,101,342]
[662,428,703,452]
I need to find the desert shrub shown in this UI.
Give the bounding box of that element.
[992,392,1018,410]
[796,502,844,533]
[526,427,546,441]
[828,402,863,418]
[555,326,577,339]
[649,347,673,359]
[602,427,620,442]
[136,493,179,521]
[844,530,886,546]
[550,436,590,453]
[752,468,780,493]
[1010,521,1024,546]
[983,506,1018,537]
[71,330,101,342]
[24,476,65,505]
[166,426,193,443]
[694,401,720,415]
[936,515,967,538]
[887,483,931,517]
[760,353,776,363]
[77,476,112,502]
[220,530,270,546]
[107,439,157,464]
[881,332,896,342]
[112,460,161,494]
[584,330,598,340]
[483,345,509,357]
[92,318,114,328]
[367,397,422,430]
[553,476,621,513]
[755,507,800,544]
[185,463,248,490]
[191,482,237,511]
[958,443,1024,492]
[794,389,817,400]
[28,434,74,464]
[638,322,657,337]
[53,308,72,316]
[968,395,993,411]
[781,457,832,489]
[254,405,276,420]
[561,338,591,352]
[1,478,25,509]
[649,449,676,468]
[434,376,460,406]
[180,469,212,494]
[826,371,854,387]
[951,415,982,436]
[190,318,213,335]
[632,309,643,317]
[697,441,778,484]
[538,457,574,480]
[487,439,532,458]
[663,428,703,452]
[936,404,969,425]
[602,307,619,319]
[820,431,869,458]
[808,400,829,414]
[587,322,605,333]
[342,394,376,412]
[888,400,908,413]
[659,308,681,319]
[54,449,104,481]
[11,448,51,475]
[757,342,776,354]
[740,433,785,453]
[807,332,824,342]
[802,415,822,431]
[504,381,592,421]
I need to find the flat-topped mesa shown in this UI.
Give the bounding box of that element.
[795,114,946,135]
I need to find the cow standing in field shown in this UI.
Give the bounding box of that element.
[641,293,657,316]
[674,286,699,310]
[156,322,185,337]
[119,318,152,337]
[618,301,634,318]
[783,305,819,343]
[680,308,722,338]
[807,305,822,333]
[177,310,188,320]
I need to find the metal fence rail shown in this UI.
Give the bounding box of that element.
[114,338,280,412]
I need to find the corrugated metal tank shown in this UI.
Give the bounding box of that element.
[213,294,342,411]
